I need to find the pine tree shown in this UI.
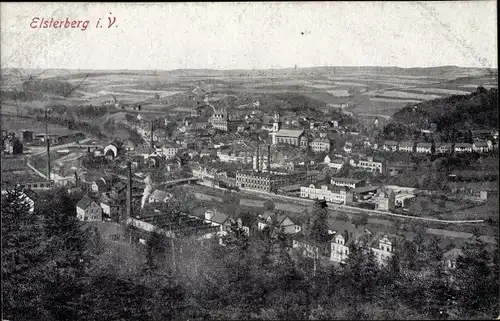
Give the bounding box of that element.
[454,238,498,318]
[1,187,50,320]
[37,188,95,320]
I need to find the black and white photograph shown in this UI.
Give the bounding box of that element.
[1,2,498,320]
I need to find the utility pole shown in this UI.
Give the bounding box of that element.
[45,108,51,180]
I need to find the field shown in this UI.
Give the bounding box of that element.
[1,115,76,136]
[1,66,497,121]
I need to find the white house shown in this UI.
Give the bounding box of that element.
[398,141,414,153]
[204,209,231,234]
[350,157,384,173]
[331,233,351,264]
[383,141,398,152]
[436,143,453,154]
[369,233,396,266]
[454,143,473,153]
[148,189,173,203]
[416,142,432,154]
[76,196,102,221]
[472,141,491,153]
[343,142,353,154]
[310,137,331,153]
[162,143,180,159]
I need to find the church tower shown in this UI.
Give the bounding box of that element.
[272,113,281,145]
[272,113,281,132]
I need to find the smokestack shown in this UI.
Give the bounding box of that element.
[127,161,132,219]
[74,171,79,186]
[45,109,51,180]
[150,120,154,150]
[267,145,271,172]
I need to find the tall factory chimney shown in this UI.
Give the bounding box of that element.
[126,161,133,220]
[150,120,154,150]
[267,145,271,172]
[45,109,51,180]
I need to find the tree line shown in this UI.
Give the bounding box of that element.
[2,189,498,320]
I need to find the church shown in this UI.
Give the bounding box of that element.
[271,113,308,147]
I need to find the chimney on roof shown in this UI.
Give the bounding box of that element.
[126,161,132,220]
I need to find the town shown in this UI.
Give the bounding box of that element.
[1,2,498,320]
[2,82,498,267]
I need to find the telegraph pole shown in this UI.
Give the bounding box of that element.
[45,108,51,180]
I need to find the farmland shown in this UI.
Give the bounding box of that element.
[1,66,497,123]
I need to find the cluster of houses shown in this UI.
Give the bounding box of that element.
[382,140,494,154]
[74,177,174,222]
[202,206,399,267]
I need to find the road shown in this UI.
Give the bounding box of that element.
[198,183,486,224]
[29,138,92,156]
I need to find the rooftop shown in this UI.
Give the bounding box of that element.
[455,143,473,147]
[353,185,380,194]
[399,141,414,147]
[416,142,432,148]
[275,129,305,138]
[76,195,94,210]
[331,177,364,184]
[150,189,171,201]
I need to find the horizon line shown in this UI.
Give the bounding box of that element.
[2,65,498,72]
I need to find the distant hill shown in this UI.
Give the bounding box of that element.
[389,86,498,132]
[2,65,497,80]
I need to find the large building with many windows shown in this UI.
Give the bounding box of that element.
[310,137,331,152]
[300,183,353,204]
[236,170,321,193]
[209,109,229,131]
[349,156,384,173]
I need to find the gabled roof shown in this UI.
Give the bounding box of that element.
[455,143,473,148]
[443,248,464,259]
[76,196,94,210]
[416,142,432,148]
[399,141,414,148]
[437,143,453,148]
[206,210,230,225]
[473,141,489,147]
[312,137,330,143]
[331,177,364,184]
[236,213,257,227]
[275,129,304,138]
[149,189,170,201]
[353,185,380,194]
[368,232,400,249]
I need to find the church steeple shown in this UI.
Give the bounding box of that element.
[272,113,281,132]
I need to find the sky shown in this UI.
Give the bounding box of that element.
[1,2,497,70]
